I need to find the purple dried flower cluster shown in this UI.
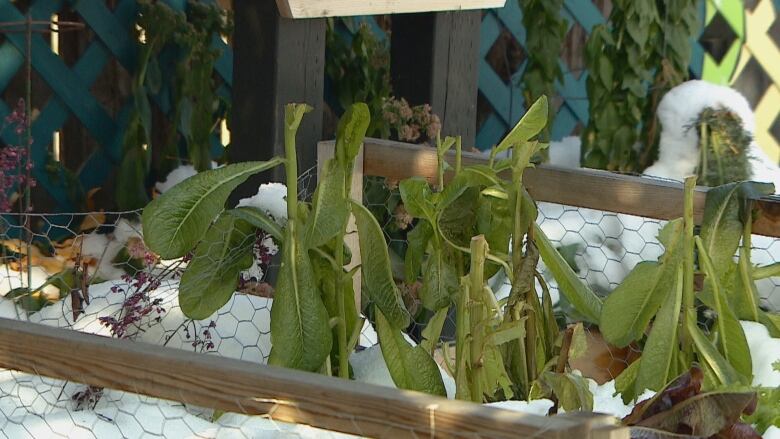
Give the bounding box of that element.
[0,99,35,213]
[98,272,165,339]
[183,320,217,352]
[382,97,442,144]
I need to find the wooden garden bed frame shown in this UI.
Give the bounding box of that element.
[2,140,780,439]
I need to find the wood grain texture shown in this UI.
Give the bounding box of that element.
[360,138,780,238]
[275,0,507,18]
[0,317,626,438]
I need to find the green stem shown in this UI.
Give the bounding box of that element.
[739,202,760,321]
[468,236,488,402]
[753,262,780,280]
[681,176,696,355]
[455,274,470,401]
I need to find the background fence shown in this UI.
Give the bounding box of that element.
[2,0,780,214]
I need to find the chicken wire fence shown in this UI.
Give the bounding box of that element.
[0,169,777,438]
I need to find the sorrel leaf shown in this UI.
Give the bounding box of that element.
[179,214,255,319]
[352,201,410,328]
[143,158,284,259]
[375,308,446,397]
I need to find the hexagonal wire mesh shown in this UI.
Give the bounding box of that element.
[0,166,778,438]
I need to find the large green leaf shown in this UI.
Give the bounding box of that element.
[494,96,548,155]
[534,223,602,323]
[336,103,370,165]
[437,187,479,247]
[421,252,459,311]
[637,268,683,393]
[375,308,446,397]
[351,201,410,328]
[696,237,752,380]
[600,262,672,347]
[143,158,284,259]
[305,159,349,248]
[179,214,255,319]
[268,236,332,372]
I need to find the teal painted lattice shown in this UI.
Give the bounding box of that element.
[0,0,231,213]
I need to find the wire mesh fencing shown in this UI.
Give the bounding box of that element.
[0,170,777,438]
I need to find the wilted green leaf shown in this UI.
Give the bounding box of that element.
[306,159,349,247]
[686,309,745,388]
[179,214,255,319]
[375,308,446,396]
[404,220,433,282]
[351,201,410,328]
[336,103,370,164]
[399,178,436,222]
[534,223,602,323]
[226,207,283,242]
[637,268,683,393]
[494,96,548,155]
[536,371,593,412]
[421,252,459,311]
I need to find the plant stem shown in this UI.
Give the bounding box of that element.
[455,136,463,176]
[468,236,488,402]
[681,176,696,354]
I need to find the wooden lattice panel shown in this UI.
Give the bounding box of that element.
[0,0,232,212]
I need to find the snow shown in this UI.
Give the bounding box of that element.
[548,136,581,169]
[587,377,655,419]
[236,183,289,226]
[765,426,780,439]
[154,162,220,195]
[740,320,780,387]
[486,399,554,416]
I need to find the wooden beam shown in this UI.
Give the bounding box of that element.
[230,1,325,202]
[359,138,780,238]
[391,12,480,148]
[275,0,507,18]
[0,318,626,438]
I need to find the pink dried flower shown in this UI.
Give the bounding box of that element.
[427,115,442,139]
[398,98,413,120]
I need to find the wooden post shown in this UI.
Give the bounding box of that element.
[391,12,481,148]
[230,1,325,201]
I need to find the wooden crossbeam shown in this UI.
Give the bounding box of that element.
[275,0,507,18]
[0,317,626,438]
[359,138,780,238]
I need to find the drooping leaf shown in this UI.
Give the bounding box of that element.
[494,96,548,155]
[700,182,772,270]
[437,187,479,247]
[226,207,283,242]
[615,358,641,404]
[696,237,752,379]
[306,159,349,247]
[143,159,284,259]
[534,223,602,323]
[375,308,446,397]
[404,219,433,282]
[420,307,449,354]
[335,103,370,165]
[351,201,410,328]
[535,371,594,412]
[686,308,745,388]
[421,252,459,311]
[399,178,436,222]
[636,267,683,393]
[179,214,255,319]
[635,391,757,437]
[268,235,332,372]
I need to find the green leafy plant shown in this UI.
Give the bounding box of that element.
[604,177,780,402]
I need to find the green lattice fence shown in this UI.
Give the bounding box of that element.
[0,0,231,215]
